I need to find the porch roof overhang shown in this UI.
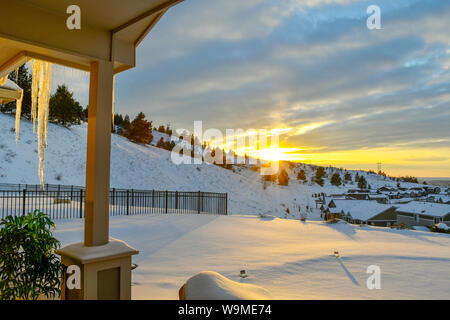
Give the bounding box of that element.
[0,0,183,76]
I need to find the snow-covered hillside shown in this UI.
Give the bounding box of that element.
[0,113,430,217]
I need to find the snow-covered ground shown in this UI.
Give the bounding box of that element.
[54,214,450,299]
[0,113,432,218]
[3,113,450,299]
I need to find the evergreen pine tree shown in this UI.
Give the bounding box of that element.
[124,112,153,144]
[278,168,289,186]
[49,85,83,126]
[297,169,306,181]
[331,173,342,186]
[357,176,367,189]
[344,172,352,181]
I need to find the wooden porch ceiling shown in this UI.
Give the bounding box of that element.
[0,0,184,76]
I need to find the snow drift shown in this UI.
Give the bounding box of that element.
[179,271,271,300]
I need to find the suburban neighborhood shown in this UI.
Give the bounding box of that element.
[319,185,450,229]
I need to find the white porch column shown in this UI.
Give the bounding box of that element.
[57,60,139,300]
[84,60,114,247]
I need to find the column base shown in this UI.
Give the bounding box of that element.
[56,238,139,300]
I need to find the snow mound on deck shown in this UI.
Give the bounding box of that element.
[435,223,449,230]
[183,271,271,300]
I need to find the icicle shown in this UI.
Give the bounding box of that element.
[10,59,52,186]
[0,75,6,86]
[14,89,24,144]
[31,59,41,132]
[34,61,52,186]
[24,59,53,186]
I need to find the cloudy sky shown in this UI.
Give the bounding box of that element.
[57,0,450,177]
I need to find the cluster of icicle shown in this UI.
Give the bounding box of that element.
[13,60,52,187]
[31,60,53,187]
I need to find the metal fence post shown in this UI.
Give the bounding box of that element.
[22,189,26,215]
[225,192,228,215]
[112,188,115,206]
[127,190,130,215]
[175,191,178,210]
[152,189,155,208]
[198,191,201,214]
[79,189,83,219]
[165,190,168,214]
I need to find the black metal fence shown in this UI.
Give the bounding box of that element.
[0,183,227,219]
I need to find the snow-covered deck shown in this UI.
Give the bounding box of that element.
[54,214,450,299]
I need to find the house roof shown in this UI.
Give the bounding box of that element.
[345,202,395,221]
[329,199,372,212]
[324,196,345,207]
[328,199,394,221]
[396,201,450,218]
[368,194,388,199]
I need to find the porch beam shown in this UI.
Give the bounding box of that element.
[0,52,27,78]
[112,0,183,34]
[134,10,168,47]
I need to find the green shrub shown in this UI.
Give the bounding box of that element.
[0,210,62,300]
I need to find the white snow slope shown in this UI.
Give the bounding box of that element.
[0,113,432,217]
[55,214,450,299]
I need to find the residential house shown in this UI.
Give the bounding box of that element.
[341,202,398,226]
[368,194,389,204]
[396,202,450,227]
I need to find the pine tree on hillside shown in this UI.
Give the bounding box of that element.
[297,169,306,181]
[315,177,324,187]
[331,173,342,186]
[357,176,367,189]
[165,124,173,136]
[344,172,352,181]
[316,167,325,179]
[81,106,89,122]
[124,115,130,127]
[314,167,325,186]
[49,85,83,126]
[157,137,165,148]
[157,125,166,133]
[278,169,289,186]
[124,112,153,144]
